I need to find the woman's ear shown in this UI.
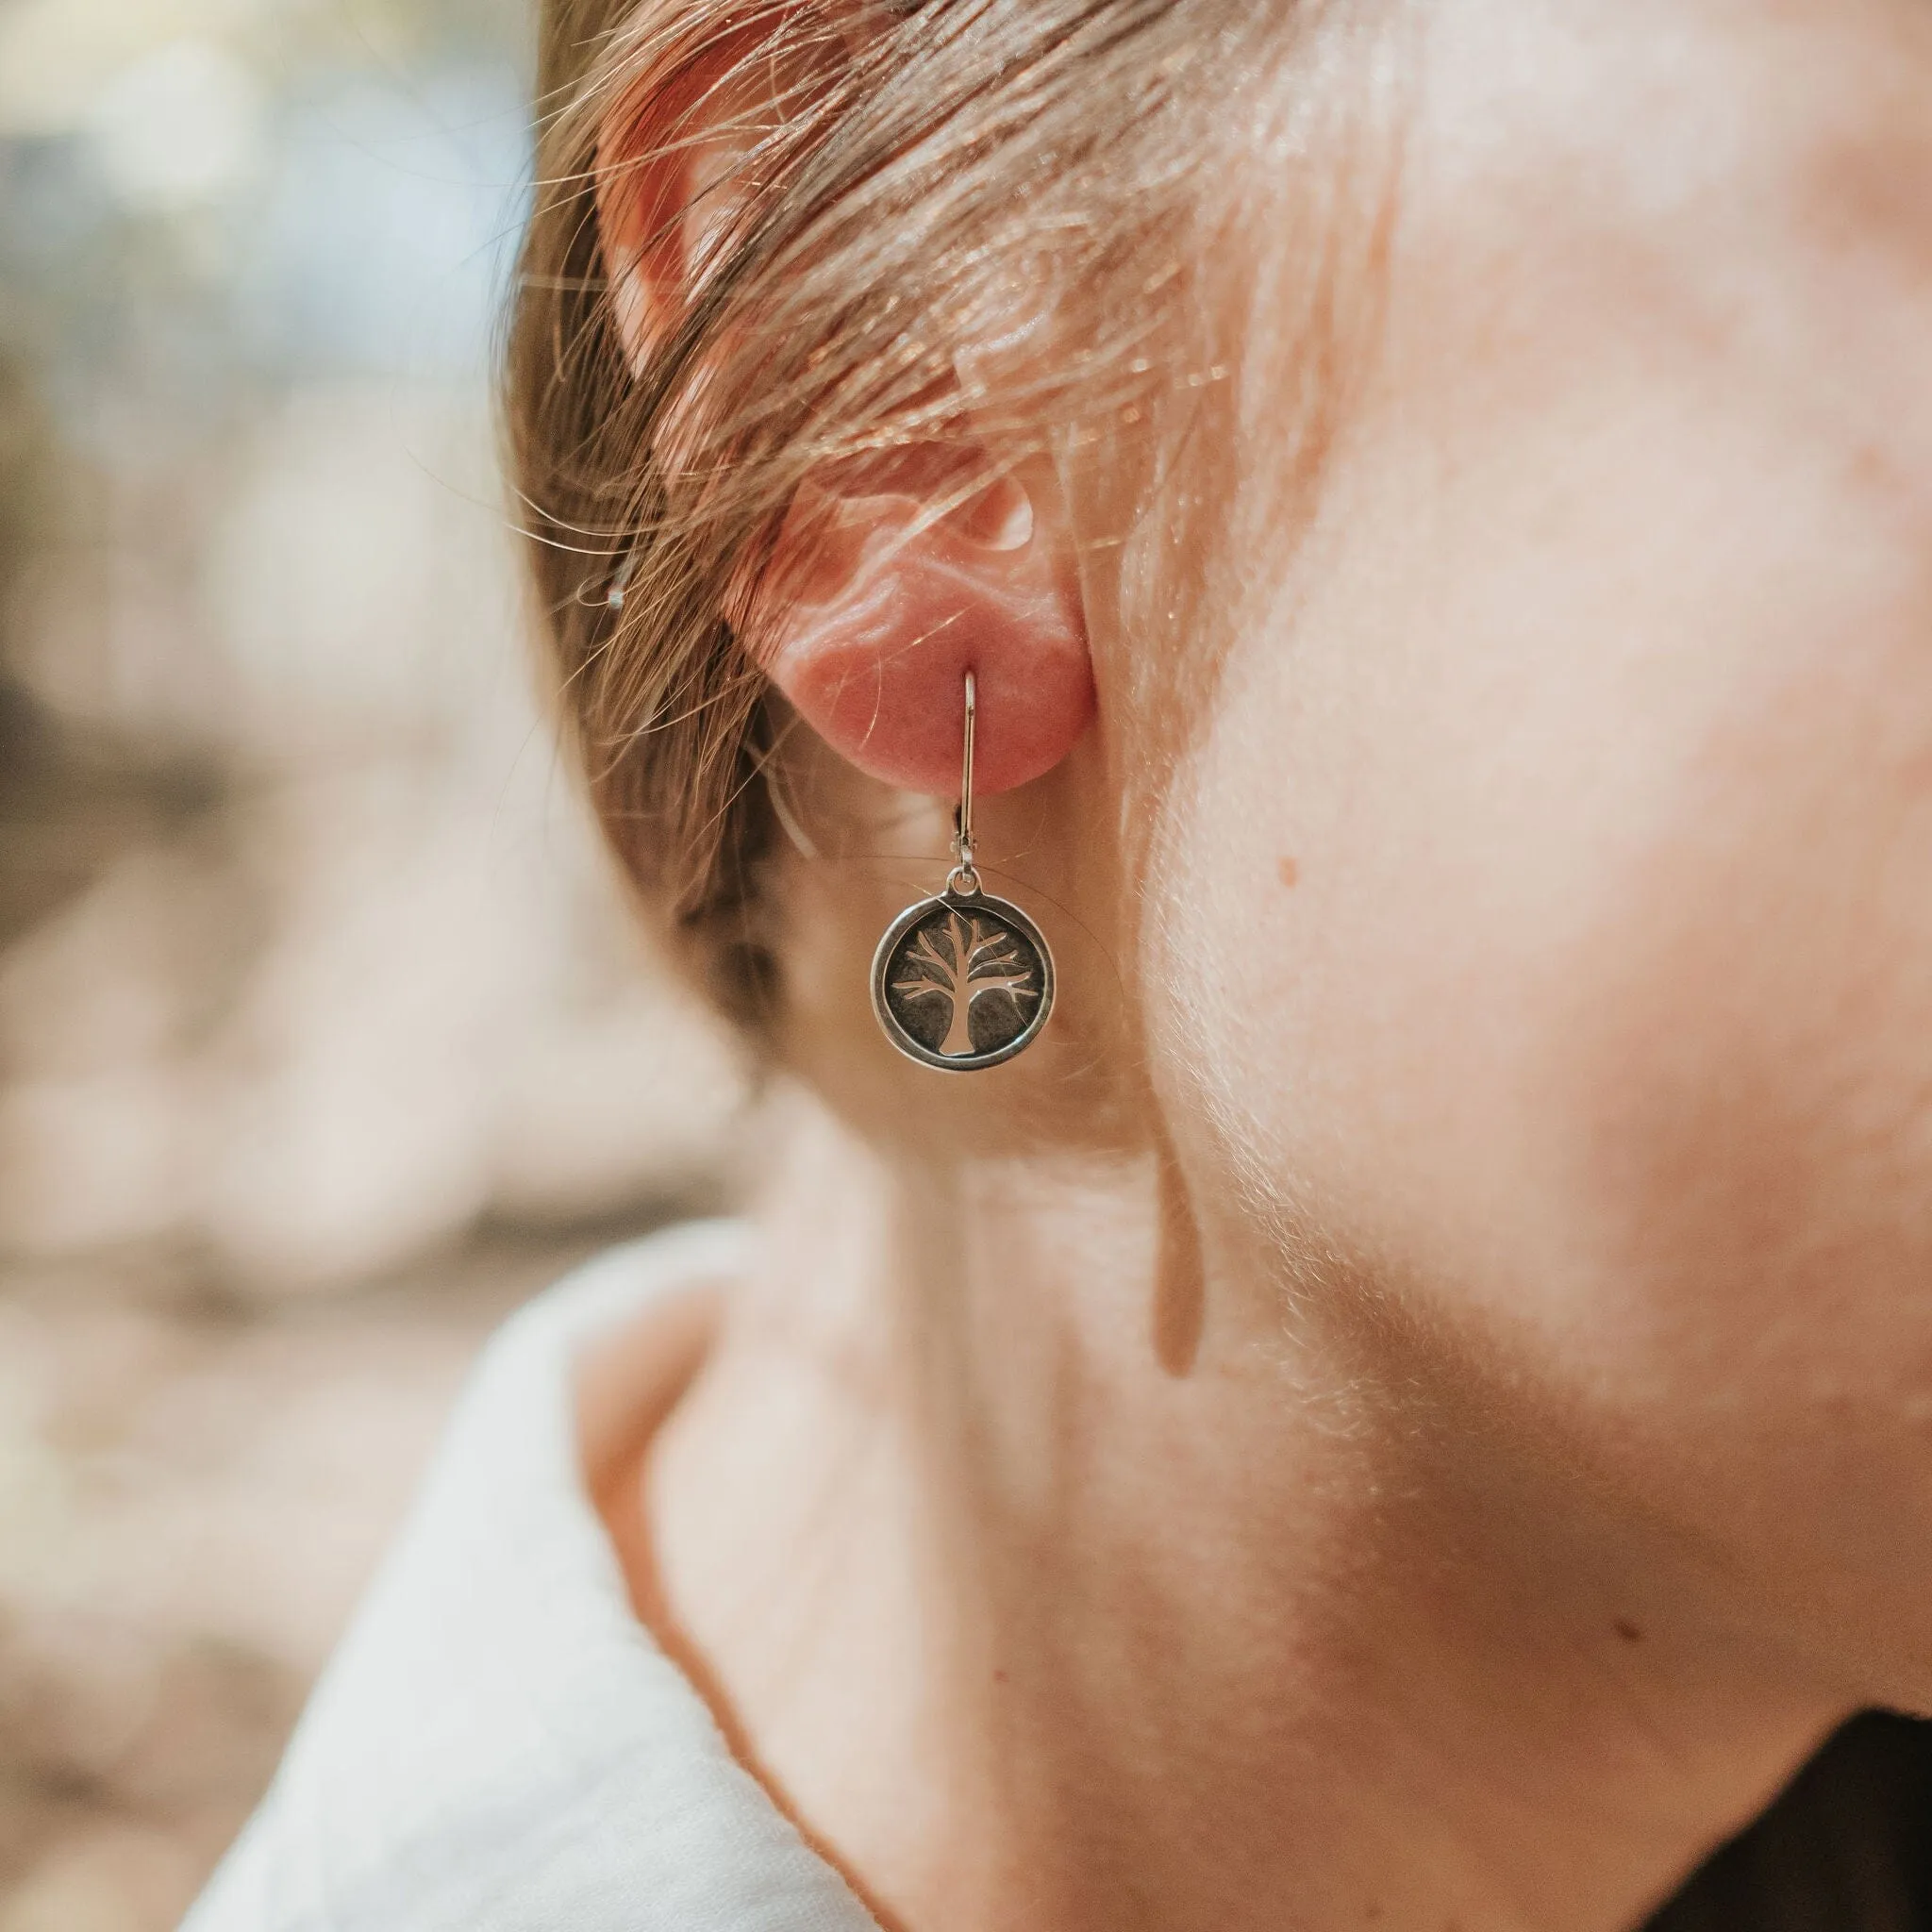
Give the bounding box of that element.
[594,30,1095,800]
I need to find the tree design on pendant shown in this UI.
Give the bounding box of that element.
[874,895,1052,1070]
[893,908,1040,1058]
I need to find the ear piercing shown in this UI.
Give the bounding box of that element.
[870,672,1056,1072]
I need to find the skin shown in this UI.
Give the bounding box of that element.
[590,0,1932,1925]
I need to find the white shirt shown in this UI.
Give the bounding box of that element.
[182,1223,880,1932]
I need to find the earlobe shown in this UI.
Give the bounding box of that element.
[759,465,1095,797]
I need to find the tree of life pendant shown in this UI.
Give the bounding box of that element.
[872,669,1056,1072]
[871,887,1054,1073]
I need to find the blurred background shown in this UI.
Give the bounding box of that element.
[0,2,747,1925]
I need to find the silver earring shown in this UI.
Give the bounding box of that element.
[871,671,1055,1072]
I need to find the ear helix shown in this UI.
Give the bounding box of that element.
[870,670,1056,1073]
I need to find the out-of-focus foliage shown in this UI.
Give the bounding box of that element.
[0,4,741,1925]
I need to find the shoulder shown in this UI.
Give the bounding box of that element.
[179,1220,875,1932]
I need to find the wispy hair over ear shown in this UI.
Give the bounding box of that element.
[508,0,1331,1033]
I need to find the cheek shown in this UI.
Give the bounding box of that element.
[1550,639,1932,1453]
[1152,449,1932,1689]
[1142,0,1932,1676]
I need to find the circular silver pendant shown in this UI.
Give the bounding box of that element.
[871,888,1055,1072]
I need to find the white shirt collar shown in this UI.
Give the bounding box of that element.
[182,1223,879,1932]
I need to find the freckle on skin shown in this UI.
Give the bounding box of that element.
[1614,1619,1643,1644]
[1277,856,1300,889]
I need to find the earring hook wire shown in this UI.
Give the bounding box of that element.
[949,669,980,896]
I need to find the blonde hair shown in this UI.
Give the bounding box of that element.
[507,0,1308,1031]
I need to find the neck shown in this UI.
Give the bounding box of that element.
[631,1087,1843,1932]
